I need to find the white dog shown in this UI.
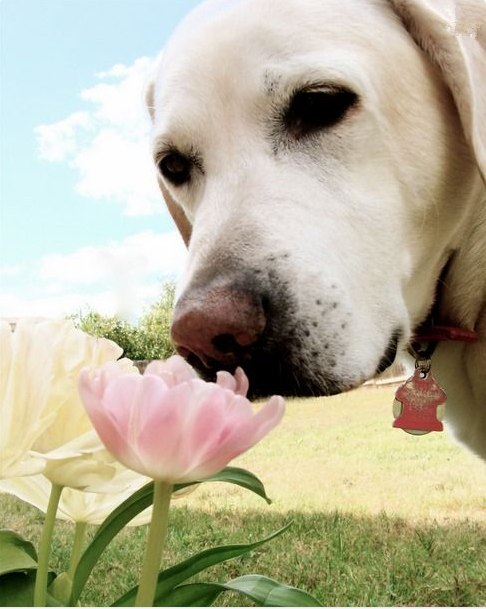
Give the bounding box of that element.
[146,0,486,459]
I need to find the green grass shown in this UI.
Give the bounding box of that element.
[2,387,486,606]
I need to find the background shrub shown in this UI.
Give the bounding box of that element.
[69,282,176,360]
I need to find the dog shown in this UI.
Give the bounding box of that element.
[146,0,486,459]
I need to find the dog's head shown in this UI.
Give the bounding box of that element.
[147,0,486,396]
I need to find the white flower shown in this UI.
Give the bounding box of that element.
[0,468,197,525]
[0,469,152,525]
[1,319,61,478]
[0,318,135,488]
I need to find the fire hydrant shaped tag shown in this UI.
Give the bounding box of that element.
[393,367,446,435]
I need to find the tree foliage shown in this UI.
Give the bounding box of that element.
[69,282,176,361]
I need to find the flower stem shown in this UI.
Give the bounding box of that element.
[67,521,87,580]
[135,481,173,607]
[33,483,63,607]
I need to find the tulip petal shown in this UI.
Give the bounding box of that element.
[37,430,105,459]
[0,457,47,479]
[0,320,59,477]
[78,351,285,484]
[103,374,170,439]
[135,382,208,480]
[145,355,198,387]
[171,386,230,481]
[79,371,146,475]
[0,321,13,406]
[215,367,249,396]
[233,367,250,396]
[1,318,140,488]
[186,396,285,482]
[215,370,237,392]
[43,454,117,490]
[0,472,153,525]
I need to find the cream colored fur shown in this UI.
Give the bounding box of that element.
[148,0,486,459]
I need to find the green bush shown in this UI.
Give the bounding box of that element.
[69,282,176,361]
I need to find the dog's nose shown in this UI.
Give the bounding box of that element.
[171,285,266,370]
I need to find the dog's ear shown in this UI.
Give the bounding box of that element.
[145,77,192,247]
[145,77,156,122]
[389,0,486,183]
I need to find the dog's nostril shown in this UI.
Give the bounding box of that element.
[175,345,191,358]
[187,352,212,374]
[174,345,211,371]
[212,333,240,354]
[261,295,270,313]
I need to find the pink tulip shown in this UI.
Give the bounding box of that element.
[78,355,284,483]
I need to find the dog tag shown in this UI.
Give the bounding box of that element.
[393,366,446,435]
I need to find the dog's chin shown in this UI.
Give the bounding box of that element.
[241,365,350,399]
[374,328,402,376]
[242,339,400,398]
[185,351,358,398]
[181,316,403,398]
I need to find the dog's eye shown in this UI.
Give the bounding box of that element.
[285,87,358,138]
[158,152,191,185]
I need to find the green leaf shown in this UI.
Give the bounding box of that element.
[195,467,271,504]
[0,531,61,606]
[48,572,73,605]
[70,467,270,605]
[112,523,292,606]
[153,576,323,607]
[87,480,154,545]
[69,480,153,604]
[224,575,323,606]
[0,530,37,576]
[153,582,221,606]
[0,571,61,607]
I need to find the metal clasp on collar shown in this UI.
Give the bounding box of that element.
[414,356,431,378]
[407,340,437,362]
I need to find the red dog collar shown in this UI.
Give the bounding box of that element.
[412,325,479,344]
[409,324,479,361]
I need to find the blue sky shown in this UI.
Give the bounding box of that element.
[0,0,202,319]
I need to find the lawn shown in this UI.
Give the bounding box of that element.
[2,386,486,606]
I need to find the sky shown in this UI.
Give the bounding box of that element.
[0,0,203,320]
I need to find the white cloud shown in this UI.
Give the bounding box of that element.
[0,230,187,322]
[73,129,160,216]
[83,57,154,127]
[39,230,186,285]
[35,56,161,216]
[0,289,115,320]
[0,264,23,277]
[0,285,164,321]
[35,112,93,162]
[37,230,186,320]
[96,63,133,79]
